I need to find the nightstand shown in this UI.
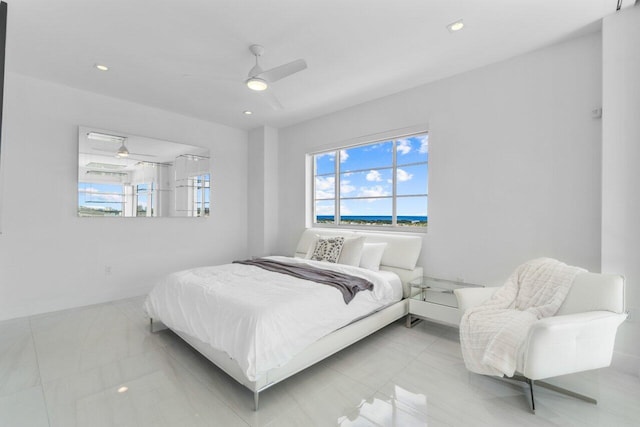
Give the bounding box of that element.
[406,276,483,327]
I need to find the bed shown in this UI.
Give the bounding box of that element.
[144,228,423,410]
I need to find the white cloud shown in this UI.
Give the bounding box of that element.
[316,152,335,162]
[340,179,356,195]
[316,191,334,199]
[319,150,349,163]
[82,187,122,203]
[396,139,412,155]
[315,176,334,190]
[315,204,334,215]
[358,185,389,198]
[397,168,413,182]
[340,204,352,215]
[366,170,382,182]
[315,176,335,198]
[417,135,428,154]
[339,149,349,163]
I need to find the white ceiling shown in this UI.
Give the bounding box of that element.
[5,0,627,130]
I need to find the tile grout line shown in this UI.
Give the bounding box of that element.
[28,317,52,427]
[159,338,250,425]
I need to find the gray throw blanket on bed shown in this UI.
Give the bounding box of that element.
[232,258,374,304]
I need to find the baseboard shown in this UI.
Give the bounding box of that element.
[0,284,153,322]
[611,350,640,377]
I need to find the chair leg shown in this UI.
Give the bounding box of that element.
[509,374,596,413]
[527,378,536,413]
[254,391,259,411]
[510,374,535,412]
[534,380,597,405]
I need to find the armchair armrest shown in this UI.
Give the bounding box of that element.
[454,287,499,311]
[521,311,627,380]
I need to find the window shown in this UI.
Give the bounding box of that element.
[136,183,153,217]
[312,132,428,228]
[78,182,126,217]
[189,174,210,217]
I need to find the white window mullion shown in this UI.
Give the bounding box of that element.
[335,150,341,225]
[392,140,397,226]
[311,155,317,225]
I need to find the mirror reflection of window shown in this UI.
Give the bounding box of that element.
[78,127,210,218]
[174,154,210,217]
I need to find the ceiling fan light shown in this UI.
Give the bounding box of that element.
[116,142,130,158]
[246,77,268,91]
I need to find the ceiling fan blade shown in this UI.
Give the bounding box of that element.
[91,147,156,157]
[260,90,284,110]
[260,59,307,83]
[129,152,157,158]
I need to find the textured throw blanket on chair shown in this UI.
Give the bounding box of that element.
[459,258,584,377]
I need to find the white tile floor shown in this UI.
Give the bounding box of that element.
[1,296,639,426]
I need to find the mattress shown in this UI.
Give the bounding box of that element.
[143,256,402,381]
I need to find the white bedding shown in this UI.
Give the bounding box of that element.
[143,256,402,381]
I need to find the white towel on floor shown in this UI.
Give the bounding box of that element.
[459,258,584,377]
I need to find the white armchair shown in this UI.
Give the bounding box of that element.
[454,272,627,412]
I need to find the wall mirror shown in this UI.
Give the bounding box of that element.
[78,126,210,217]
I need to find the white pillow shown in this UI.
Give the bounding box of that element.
[337,236,365,266]
[359,243,387,271]
[304,234,321,259]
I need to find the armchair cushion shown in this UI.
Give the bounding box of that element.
[520,311,627,379]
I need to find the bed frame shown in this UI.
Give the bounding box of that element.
[150,228,424,410]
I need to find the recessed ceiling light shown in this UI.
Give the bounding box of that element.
[117,386,128,393]
[95,64,109,71]
[447,19,464,32]
[243,110,253,115]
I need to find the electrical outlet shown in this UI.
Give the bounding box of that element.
[591,107,603,119]
[104,265,112,275]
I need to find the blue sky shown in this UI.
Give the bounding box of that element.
[78,183,125,212]
[315,134,428,217]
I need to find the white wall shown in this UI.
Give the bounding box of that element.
[602,5,640,372]
[0,72,249,321]
[277,33,602,288]
[248,126,279,257]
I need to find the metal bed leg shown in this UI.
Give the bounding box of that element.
[405,314,423,328]
[254,391,259,411]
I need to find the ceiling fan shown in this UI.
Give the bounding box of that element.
[87,132,156,158]
[245,44,307,110]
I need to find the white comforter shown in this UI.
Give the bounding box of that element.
[459,258,584,377]
[143,256,401,381]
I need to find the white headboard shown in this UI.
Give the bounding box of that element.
[295,228,424,298]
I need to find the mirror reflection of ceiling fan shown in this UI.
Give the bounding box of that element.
[244,44,307,110]
[87,132,156,158]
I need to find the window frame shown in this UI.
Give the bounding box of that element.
[310,129,428,231]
